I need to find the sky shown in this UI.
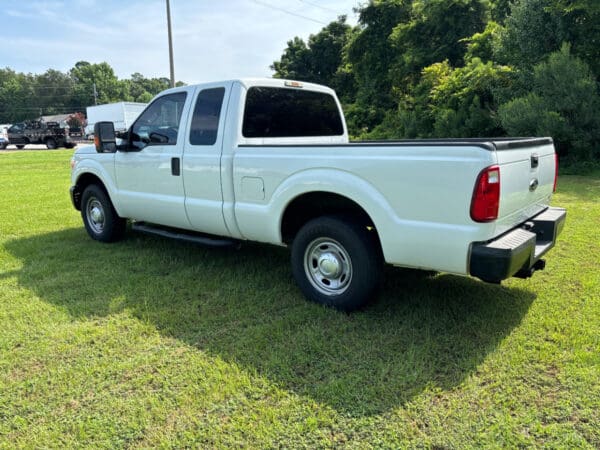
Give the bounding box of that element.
[0,0,361,84]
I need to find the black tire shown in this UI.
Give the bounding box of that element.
[16,145,25,149]
[291,215,383,311]
[81,184,126,243]
[0,143,7,150]
[46,138,57,149]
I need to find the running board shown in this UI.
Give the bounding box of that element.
[132,222,239,248]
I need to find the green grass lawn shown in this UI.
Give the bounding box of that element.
[0,149,598,448]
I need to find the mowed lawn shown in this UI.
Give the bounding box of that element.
[0,149,598,448]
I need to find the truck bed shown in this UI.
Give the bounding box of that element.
[235,137,557,273]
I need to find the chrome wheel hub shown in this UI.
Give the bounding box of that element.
[304,238,352,295]
[86,198,105,234]
[318,253,342,278]
[90,206,103,223]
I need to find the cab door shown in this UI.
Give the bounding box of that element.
[7,123,26,144]
[114,90,192,229]
[182,84,231,236]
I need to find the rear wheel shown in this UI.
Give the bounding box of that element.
[291,216,382,311]
[16,145,25,149]
[46,138,57,149]
[81,184,126,242]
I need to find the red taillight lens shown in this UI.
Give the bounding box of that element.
[471,165,500,222]
[553,152,558,193]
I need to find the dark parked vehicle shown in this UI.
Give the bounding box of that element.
[7,120,79,149]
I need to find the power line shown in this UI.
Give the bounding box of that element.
[6,93,89,98]
[26,86,76,91]
[296,0,339,14]
[250,0,327,25]
[0,106,90,112]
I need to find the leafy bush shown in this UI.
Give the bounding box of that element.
[367,58,512,139]
[499,44,600,161]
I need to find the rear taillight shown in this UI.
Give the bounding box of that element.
[553,152,558,193]
[471,165,500,222]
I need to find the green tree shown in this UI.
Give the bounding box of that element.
[272,17,357,101]
[272,37,310,81]
[124,72,172,103]
[346,0,412,129]
[495,0,566,69]
[462,21,502,62]
[499,44,600,160]
[489,0,512,22]
[0,63,184,124]
[389,0,490,85]
[0,69,36,122]
[34,69,76,115]
[368,58,512,139]
[346,0,491,134]
[69,61,126,107]
[547,0,600,76]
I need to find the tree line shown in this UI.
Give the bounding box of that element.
[272,0,600,164]
[0,61,184,124]
[2,1,598,164]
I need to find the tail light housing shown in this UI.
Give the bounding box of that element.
[553,152,558,192]
[471,165,500,222]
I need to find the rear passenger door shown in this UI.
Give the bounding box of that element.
[182,83,230,235]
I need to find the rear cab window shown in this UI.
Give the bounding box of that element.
[189,87,226,146]
[242,86,344,139]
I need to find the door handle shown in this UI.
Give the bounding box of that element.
[171,157,180,176]
[530,153,539,168]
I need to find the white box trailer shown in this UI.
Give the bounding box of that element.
[0,124,11,139]
[85,102,147,136]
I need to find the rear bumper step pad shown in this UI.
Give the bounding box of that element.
[469,207,566,283]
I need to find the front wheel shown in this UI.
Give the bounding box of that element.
[46,138,57,149]
[16,145,25,149]
[81,184,126,242]
[291,216,382,311]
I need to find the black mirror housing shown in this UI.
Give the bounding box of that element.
[94,121,117,153]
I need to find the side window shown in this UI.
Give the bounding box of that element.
[189,87,225,145]
[242,87,344,138]
[130,92,187,150]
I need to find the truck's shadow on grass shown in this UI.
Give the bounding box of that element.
[5,228,535,417]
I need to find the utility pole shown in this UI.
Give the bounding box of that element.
[166,0,175,88]
[93,83,98,105]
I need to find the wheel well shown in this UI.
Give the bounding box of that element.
[281,192,379,244]
[73,173,107,210]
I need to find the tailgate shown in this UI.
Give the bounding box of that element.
[493,138,556,236]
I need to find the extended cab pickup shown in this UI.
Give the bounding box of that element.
[70,78,566,310]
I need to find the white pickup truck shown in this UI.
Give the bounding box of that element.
[70,78,566,310]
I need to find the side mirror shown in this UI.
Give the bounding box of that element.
[94,121,116,153]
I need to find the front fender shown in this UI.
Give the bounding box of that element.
[72,156,121,215]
